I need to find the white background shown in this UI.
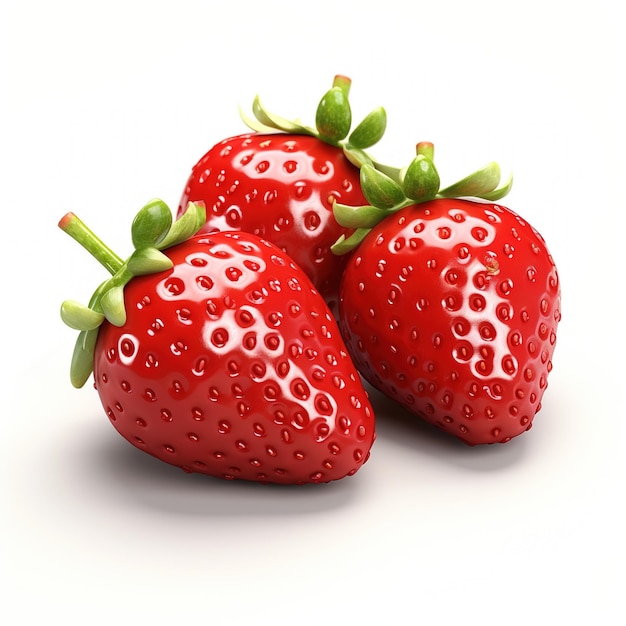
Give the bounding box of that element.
[2,1,624,623]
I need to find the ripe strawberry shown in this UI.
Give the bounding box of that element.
[178,75,388,314]
[333,146,560,445]
[60,200,375,483]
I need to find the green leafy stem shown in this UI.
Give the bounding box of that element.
[330,142,513,255]
[240,74,388,163]
[59,200,206,388]
[239,75,512,256]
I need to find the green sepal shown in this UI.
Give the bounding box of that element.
[157,201,206,250]
[315,86,352,144]
[439,162,501,198]
[131,199,173,248]
[70,329,98,389]
[480,172,514,200]
[239,75,393,188]
[348,107,387,149]
[60,300,105,331]
[360,163,406,209]
[127,247,173,275]
[249,95,313,135]
[334,203,393,229]
[343,146,374,169]
[402,154,441,202]
[61,199,208,389]
[239,104,276,133]
[100,284,126,327]
[371,160,403,184]
[331,228,372,256]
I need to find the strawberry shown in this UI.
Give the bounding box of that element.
[60,200,375,484]
[178,75,388,314]
[333,144,561,445]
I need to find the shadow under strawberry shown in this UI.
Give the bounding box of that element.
[69,409,366,518]
[363,382,530,472]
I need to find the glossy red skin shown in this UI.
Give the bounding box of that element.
[178,133,366,314]
[93,231,375,484]
[339,199,561,445]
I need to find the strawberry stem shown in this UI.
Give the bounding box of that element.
[331,141,513,255]
[60,200,207,389]
[242,75,387,154]
[59,212,123,275]
[332,74,352,96]
[416,141,435,160]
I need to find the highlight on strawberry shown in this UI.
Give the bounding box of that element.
[60,200,375,484]
[332,144,560,445]
[178,75,389,315]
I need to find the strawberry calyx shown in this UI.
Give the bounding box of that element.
[240,74,388,158]
[331,143,513,254]
[59,200,206,388]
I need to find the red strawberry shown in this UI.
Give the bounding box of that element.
[178,75,388,314]
[333,146,561,445]
[60,200,375,484]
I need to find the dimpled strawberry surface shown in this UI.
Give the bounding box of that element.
[338,198,561,445]
[178,133,366,313]
[93,231,375,483]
